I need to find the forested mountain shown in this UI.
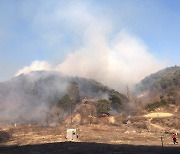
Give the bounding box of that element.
[136,66,179,93]
[135,66,180,110]
[0,71,127,125]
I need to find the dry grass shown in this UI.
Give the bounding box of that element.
[0,106,180,147]
[91,125,108,131]
[151,116,180,130]
[0,123,179,147]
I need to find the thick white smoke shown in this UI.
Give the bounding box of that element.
[15,1,165,91]
[16,30,164,91]
[0,71,70,125]
[57,30,164,90]
[15,61,52,76]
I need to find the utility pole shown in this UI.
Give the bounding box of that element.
[161,136,164,154]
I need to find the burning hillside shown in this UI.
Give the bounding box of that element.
[0,71,127,126]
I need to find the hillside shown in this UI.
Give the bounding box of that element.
[135,66,180,110]
[0,71,127,125]
[136,66,179,92]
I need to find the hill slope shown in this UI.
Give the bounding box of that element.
[0,71,127,125]
[135,66,180,110]
[136,66,179,92]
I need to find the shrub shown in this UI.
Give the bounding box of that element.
[146,98,168,111]
[96,99,110,114]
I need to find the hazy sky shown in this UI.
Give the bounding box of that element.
[0,0,179,87]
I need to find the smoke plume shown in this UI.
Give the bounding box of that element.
[16,31,164,91]
[0,71,69,125]
[15,61,52,76]
[57,31,164,91]
[15,1,165,91]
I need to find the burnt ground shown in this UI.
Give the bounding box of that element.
[0,142,180,154]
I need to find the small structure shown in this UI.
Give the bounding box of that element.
[66,128,78,141]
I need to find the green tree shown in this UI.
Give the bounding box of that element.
[68,81,81,104]
[57,94,71,110]
[109,94,122,112]
[96,99,110,114]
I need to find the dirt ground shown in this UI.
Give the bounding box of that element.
[0,123,179,154]
[0,123,178,146]
[0,109,179,154]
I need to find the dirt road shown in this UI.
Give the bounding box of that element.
[148,118,165,130]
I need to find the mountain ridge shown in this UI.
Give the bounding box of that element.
[0,71,127,125]
[134,66,180,111]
